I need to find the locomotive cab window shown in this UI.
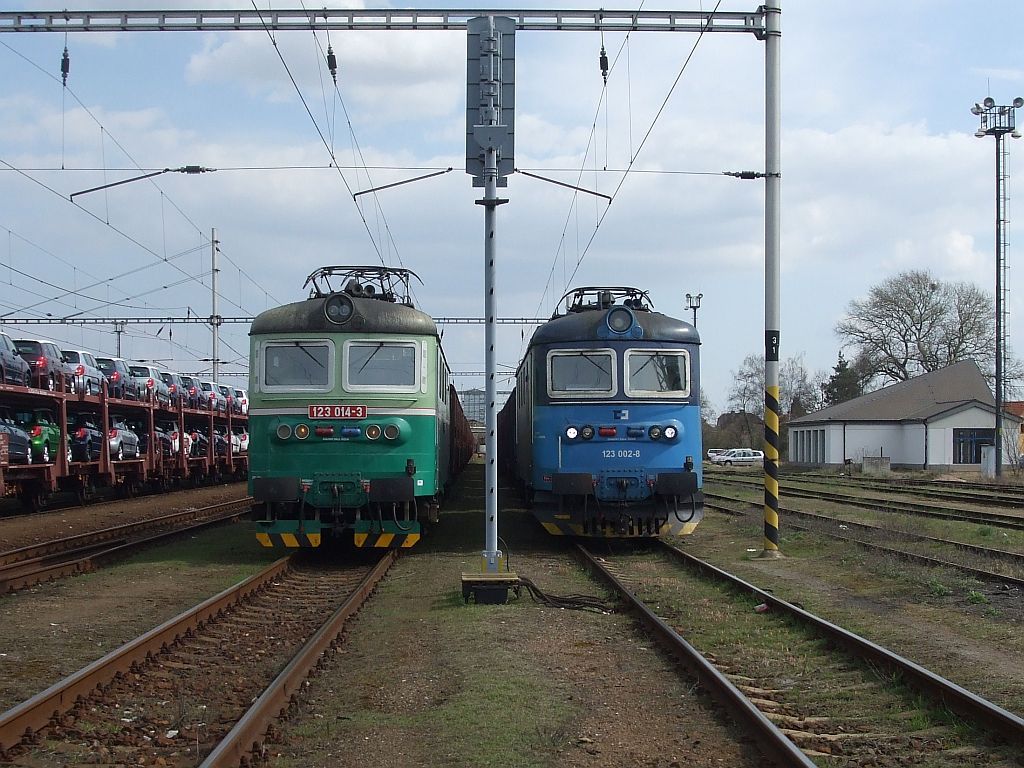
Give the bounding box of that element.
[547,349,616,398]
[344,340,419,392]
[625,349,690,398]
[261,340,334,392]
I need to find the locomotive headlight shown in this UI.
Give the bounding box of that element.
[324,293,355,324]
[365,424,382,440]
[565,426,579,440]
[606,306,634,334]
[663,425,678,440]
[294,423,310,440]
[276,424,293,440]
[648,425,663,440]
[580,425,595,440]
[383,424,401,440]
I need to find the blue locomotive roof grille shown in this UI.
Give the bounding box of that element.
[251,265,436,336]
[531,285,698,346]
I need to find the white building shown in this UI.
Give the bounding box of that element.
[788,361,1019,471]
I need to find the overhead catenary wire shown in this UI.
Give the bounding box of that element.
[529,5,646,328]
[248,0,397,272]
[0,160,260,320]
[0,40,265,320]
[563,0,724,289]
[299,5,422,306]
[531,0,725,329]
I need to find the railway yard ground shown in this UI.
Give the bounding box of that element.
[0,467,1023,766]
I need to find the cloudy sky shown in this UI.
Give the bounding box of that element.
[0,0,1021,413]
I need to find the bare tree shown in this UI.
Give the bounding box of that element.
[835,270,997,385]
[729,353,820,416]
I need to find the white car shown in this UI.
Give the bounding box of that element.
[707,448,727,460]
[710,448,765,466]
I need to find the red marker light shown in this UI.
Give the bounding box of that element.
[598,426,617,437]
[146,378,154,388]
[75,365,84,376]
[315,426,334,437]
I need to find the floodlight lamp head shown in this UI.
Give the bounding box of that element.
[1013,130,1022,140]
[984,97,996,108]
[976,129,987,138]
[1014,97,1024,108]
[971,105,981,115]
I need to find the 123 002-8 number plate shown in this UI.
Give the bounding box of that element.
[308,405,366,419]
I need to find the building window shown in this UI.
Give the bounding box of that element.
[953,428,994,464]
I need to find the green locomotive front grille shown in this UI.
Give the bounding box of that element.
[248,413,439,507]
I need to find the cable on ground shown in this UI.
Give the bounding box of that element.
[516,575,613,613]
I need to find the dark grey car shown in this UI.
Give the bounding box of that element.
[0,406,32,464]
[13,339,70,391]
[96,357,141,400]
[0,332,31,387]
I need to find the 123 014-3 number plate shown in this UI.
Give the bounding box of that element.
[308,405,366,419]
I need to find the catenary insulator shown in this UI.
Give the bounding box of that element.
[61,46,70,86]
[326,45,338,85]
[599,45,609,85]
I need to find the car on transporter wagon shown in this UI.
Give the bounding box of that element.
[128,364,171,406]
[13,339,72,392]
[0,406,33,465]
[0,332,32,387]
[61,349,105,396]
[14,408,64,464]
[96,357,141,400]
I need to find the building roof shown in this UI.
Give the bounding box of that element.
[1004,401,1024,418]
[791,360,1000,425]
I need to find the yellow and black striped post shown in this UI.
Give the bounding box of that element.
[763,382,781,555]
[762,2,782,557]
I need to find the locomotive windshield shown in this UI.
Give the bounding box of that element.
[548,350,615,397]
[345,341,417,390]
[625,350,690,397]
[263,341,332,389]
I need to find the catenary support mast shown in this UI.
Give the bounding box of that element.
[762,3,782,556]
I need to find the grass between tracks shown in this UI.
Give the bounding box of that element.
[687,503,1024,720]
[0,519,279,711]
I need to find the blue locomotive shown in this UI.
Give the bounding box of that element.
[497,286,702,537]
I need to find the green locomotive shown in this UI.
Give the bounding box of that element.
[249,266,474,548]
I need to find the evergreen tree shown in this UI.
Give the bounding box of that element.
[821,352,863,406]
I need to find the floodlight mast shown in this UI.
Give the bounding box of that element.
[972,96,1023,477]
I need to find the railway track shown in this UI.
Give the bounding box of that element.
[0,497,253,593]
[578,540,1024,763]
[788,471,1024,502]
[710,474,1024,530]
[0,550,395,766]
[704,491,1024,588]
